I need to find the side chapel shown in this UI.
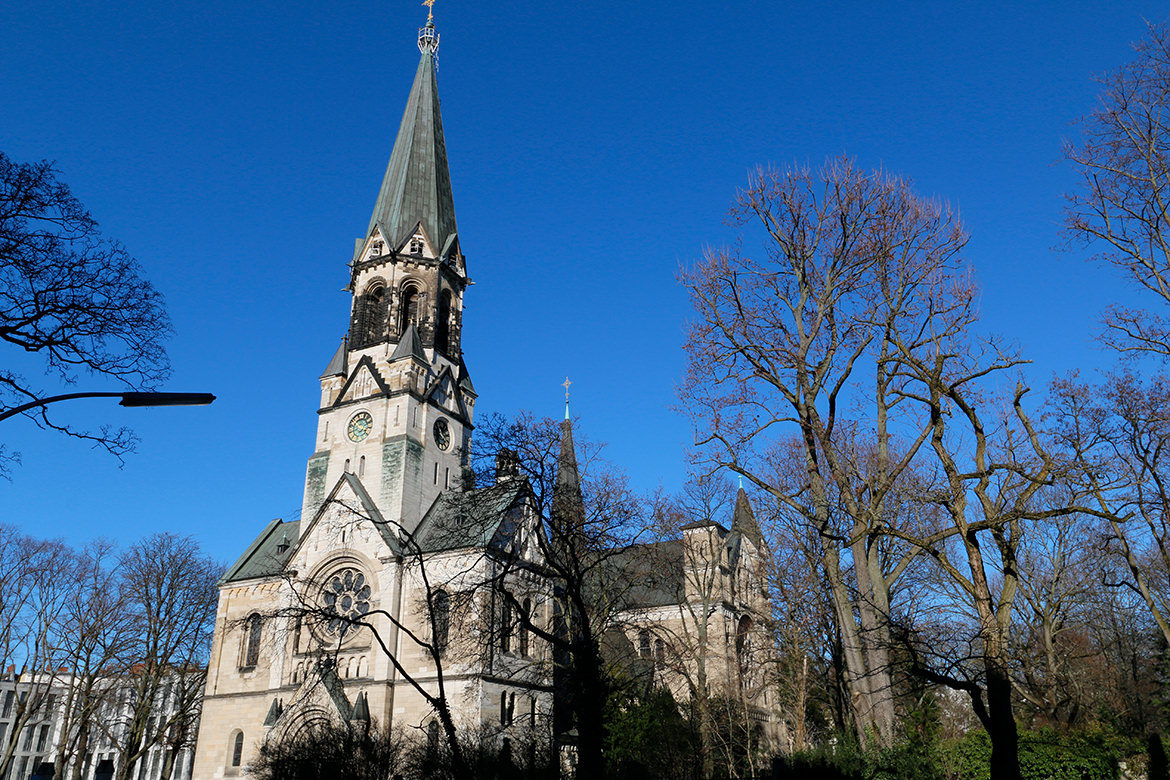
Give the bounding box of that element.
[190,12,784,779]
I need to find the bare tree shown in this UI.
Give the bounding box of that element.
[0,151,171,476]
[104,534,218,780]
[1064,21,1170,357]
[1052,372,1170,647]
[888,334,1074,780]
[679,158,970,749]
[0,526,76,780]
[50,542,135,780]
[1009,507,1100,730]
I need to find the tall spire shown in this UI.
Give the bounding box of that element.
[731,487,765,550]
[367,10,457,257]
[551,417,586,540]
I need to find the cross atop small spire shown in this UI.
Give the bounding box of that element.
[418,0,439,53]
[562,377,572,420]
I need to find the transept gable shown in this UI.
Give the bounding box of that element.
[411,480,534,554]
[289,472,403,566]
[333,355,390,406]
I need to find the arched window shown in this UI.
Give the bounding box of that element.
[500,599,513,653]
[638,629,651,659]
[355,283,387,346]
[735,615,753,676]
[399,284,420,335]
[435,289,452,354]
[243,614,261,668]
[230,731,244,767]
[500,693,507,724]
[432,590,450,657]
[518,598,531,657]
[358,455,365,476]
[655,638,666,665]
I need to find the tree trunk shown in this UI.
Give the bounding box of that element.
[985,657,1022,780]
[573,640,607,780]
[822,542,878,748]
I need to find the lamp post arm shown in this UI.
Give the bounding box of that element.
[0,392,125,422]
[0,392,216,422]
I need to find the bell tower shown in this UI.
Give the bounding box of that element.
[300,13,476,533]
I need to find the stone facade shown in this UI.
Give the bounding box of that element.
[190,15,787,780]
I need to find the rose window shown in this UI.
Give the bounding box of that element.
[322,568,371,634]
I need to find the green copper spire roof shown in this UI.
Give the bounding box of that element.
[367,31,458,256]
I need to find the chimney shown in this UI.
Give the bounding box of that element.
[495,448,520,484]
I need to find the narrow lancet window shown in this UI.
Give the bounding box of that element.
[435,289,452,353]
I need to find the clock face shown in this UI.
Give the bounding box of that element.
[433,418,451,451]
[347,411,373,443]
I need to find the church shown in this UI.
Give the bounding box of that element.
[190,11,781,779]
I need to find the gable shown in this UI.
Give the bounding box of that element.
[334,355,390,406]
[412,480,535,554]
[424,364,472,421]
[290,473,402,565]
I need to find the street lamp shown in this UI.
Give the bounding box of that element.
[0,392,216,422]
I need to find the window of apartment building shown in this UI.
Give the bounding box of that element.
[21,724,34,751]
[1,690,12,718]
[35,724,49,752]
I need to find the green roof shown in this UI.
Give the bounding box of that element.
[412,481,528,553]
[367,49,458,256]
[221,518,300,584]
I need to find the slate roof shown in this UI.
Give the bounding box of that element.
[221,518,299,584]
[367,48,458,256]
[320,337,348,379]
[458,358,475,394]
[389,323,427,363]
[412,480,527,553]
[606,539,685,610]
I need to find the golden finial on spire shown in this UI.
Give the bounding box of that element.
[562,377,572,420]
[417,0,439,53]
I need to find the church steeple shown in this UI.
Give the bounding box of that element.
[366,16,458,260]
[346,10,467,358]
[302,10,475,532]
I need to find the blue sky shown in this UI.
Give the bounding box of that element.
[1,0,1164,564]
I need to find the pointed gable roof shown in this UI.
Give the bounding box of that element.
[367,47,458,257]
[320,336,348,379]
[221,518,300,584]
[731,487,765,550]
[389,323,428,363]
